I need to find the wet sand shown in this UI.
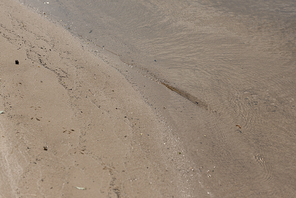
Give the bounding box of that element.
[0,0,195,197]
[2,0,296,197]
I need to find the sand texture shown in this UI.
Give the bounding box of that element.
[0,0,192,197]
[2,0,296,197]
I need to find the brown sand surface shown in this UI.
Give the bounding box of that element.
[2,0,296,197]
[0,0,195,197]
[35,1,296,197]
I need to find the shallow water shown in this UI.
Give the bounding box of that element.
[18,0,296,197]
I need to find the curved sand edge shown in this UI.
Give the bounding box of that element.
[0,1,196,197]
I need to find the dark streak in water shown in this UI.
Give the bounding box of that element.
[160,82,208,110]
[91,42,209,111]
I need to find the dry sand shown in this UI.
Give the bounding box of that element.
[0,0,193,197]
[3,0,296,197]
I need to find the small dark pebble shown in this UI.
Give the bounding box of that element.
[15,60,19,65]
[154,60,157,62]
[43,146,48,151]
[89,30,93,33]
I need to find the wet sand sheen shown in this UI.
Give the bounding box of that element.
[0,0,197,197]
[4,0,296,197]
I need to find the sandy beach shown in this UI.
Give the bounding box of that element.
[0,0,196,197]
[2,0,296,197]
